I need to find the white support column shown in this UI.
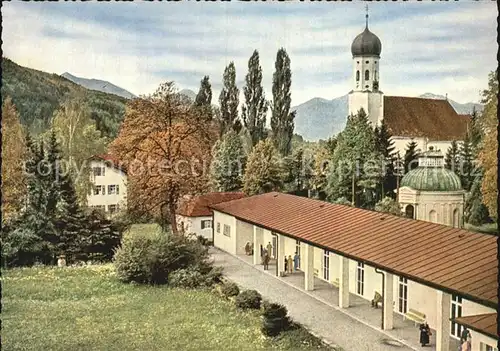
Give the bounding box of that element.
[253,226,263,265]
[304,243,314,291]
[436,290,451,351]
[328,252,335,284]
[383,272,394,330]
[339,257,350,308]
[277,234,285,275]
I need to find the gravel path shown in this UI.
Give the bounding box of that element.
[212,248,416,351]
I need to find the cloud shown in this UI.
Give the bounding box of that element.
[1,1,496,106]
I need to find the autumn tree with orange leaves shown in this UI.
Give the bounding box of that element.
[110,82,217,233]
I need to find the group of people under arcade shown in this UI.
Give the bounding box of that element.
[419,322,471,349]
[244,241,300,273]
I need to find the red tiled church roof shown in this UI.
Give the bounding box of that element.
[210,192,497,308]
[177,192,245,217]
[383,96,471,140]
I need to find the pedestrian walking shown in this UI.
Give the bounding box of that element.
[419,321,431,347]
[293,252,300,271]
[244,242,251,255]
[266,242,273,259]
[287,255,293,274]
[263,251,270,270]
[284,256,288,272]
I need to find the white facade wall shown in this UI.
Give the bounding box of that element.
[213,211,237,254]
[348,91,384,127]
[176,215,213,241]
[472,332,498,351]
[87,160,127,213]
[351,55,380,92]
[399,187,465,227]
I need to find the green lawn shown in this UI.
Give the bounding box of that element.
[2,264,332,351]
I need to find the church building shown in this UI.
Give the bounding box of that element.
[348,13,471,156]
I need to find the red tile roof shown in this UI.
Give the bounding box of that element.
[384,96,471,140]
[453,313,497,339]
[177,192,245,217]
[91,154,127,174]
[210,192,497,308]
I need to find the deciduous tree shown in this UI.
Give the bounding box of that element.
[478,70,498,220]
[1,97,27,222]
[210,131,246,192]
[243,139,284,196]
[270,48,295,157]
[110,82,217,233]
[242,50,268,148]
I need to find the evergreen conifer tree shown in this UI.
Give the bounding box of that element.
[459,133,474,192]
[374,120,396,198]
[469,107,483,155]
[210,131,246,192]
[325,109,381,208]
[464,168,490,226]
[445,140,460,172]
[403,141,419,174]
[218,62,240,135]
[270,48,295,157]
[242,50,268,148]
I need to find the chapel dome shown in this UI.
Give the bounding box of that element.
[351,27,382,57]
[400,148,463,192]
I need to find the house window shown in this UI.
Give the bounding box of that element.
[108,185,120,195]
[223,224,230,237]
[356,262,364,296]
[483,344,498,351]
[93,167,105,177]
[217,222,221,233]
[365,60,369,64]
[201,220,212,229]
[92,205,105,211]
[405,205,415,219]
[356,70,360,82]
[429,210,437,223]
[93,185,105,195]
[398,276,408,314]
[453,209,459,228]
[451,295,463,338]
[322,250,330,281]
[365,70,370,81]
[108,204,118,214]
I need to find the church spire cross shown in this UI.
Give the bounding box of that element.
[365,4,369,28]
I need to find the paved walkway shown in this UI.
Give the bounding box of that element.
[211,248,459,351]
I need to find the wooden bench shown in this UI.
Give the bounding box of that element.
[405,309,426,326]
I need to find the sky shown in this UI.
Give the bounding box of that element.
[2,1,496,106]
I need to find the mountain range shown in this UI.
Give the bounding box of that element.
[61,72,136,99]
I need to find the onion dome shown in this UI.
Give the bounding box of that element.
[400,147,463,192]
[351,14,382,57]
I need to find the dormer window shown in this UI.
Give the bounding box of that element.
[365,70,370,81]
[356,70,360,82]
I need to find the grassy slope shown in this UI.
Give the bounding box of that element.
[1,57,127,137]
[2,265,332,351]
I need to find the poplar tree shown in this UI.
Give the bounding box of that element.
[270,48,295,157]
[242,50,268,148]
[218,62,240,135]
[194,75,213,121]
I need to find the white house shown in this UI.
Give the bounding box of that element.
[87,154,127,217]
[210,192,497,351]
[176,192,245,242]
[348,14,471,156]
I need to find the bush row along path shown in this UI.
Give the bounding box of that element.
[210,248,416,351]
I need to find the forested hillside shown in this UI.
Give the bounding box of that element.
[1,58,127,137]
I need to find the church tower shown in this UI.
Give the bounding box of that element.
[348,8,384,127]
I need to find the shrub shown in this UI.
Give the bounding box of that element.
[235,289,262,310]
[169,266,223,289]
[113,228,212,285]
[220,281,240,298]
[196,235,210,246]
[261,302,290,337]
